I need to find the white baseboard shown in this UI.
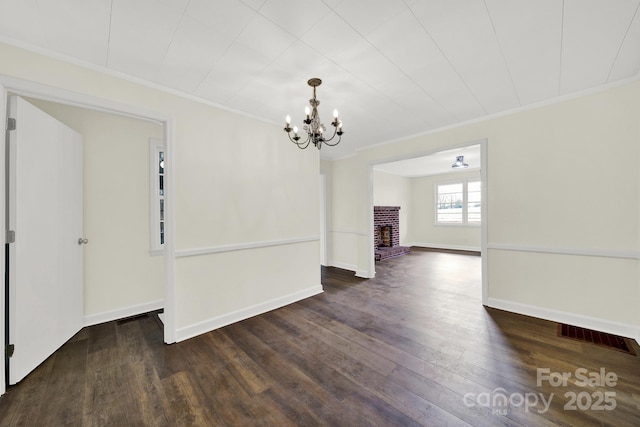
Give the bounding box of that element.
[486,297,640,344]
[410,242,481,252]
[329,260,358,272]
[84,299,164,327]
[325,262,372,278]
[175,285,324,342]
[356,269,374,279]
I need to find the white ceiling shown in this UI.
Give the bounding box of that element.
[1,0,639,160]
[374,144,481,177]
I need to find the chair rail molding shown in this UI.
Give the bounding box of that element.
[487,243,640,260]
[175,236,320,258]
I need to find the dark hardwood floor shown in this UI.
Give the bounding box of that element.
[1,248,638,426]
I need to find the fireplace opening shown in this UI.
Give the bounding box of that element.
[374,206,411,261]
[379,226,392,247]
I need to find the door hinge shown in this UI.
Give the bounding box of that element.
[6,344,14,358]
[7,230,15,244]
[7,117,16,131]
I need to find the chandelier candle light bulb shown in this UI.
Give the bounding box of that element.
[284,78,344,150]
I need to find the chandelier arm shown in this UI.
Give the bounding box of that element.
[288,132,311,149]
[296,139,311,149]
[322,134,342,147]
[319,125,342,146]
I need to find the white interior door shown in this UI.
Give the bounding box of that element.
[7,96,84,385]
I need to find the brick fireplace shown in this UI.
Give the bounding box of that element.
[374,206,411,261]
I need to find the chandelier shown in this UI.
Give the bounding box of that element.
[284,78,343,149]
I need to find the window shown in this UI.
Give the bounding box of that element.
[436,180,481,225]
[436,183,463,223]
[149,138,165,253]
[467,180,481,225]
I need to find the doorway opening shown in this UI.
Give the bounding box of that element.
[0,78,176,394]
[369,139,488,303]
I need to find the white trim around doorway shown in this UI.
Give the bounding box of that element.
[0,75,177,396]
[366,138,489,303]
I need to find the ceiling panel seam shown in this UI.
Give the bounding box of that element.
[482,0,522,107]
[606,1,640,82]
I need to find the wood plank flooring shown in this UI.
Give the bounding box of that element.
[1,248,639,426]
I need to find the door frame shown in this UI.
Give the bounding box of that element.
[0,75,177,395]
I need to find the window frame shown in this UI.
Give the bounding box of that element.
[149,138,165,255]
[434,178,481,226]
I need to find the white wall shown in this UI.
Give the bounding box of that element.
[24,98,165,322]
[373,170,411,246]
[0,42,321,346]
[326,80,640,341]
[409,170,481,251]
[321,158,362,272]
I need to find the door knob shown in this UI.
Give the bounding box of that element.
[78,238,88,245]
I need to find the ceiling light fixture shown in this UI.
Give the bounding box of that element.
[452,155,469,169]
[284,78,343,150]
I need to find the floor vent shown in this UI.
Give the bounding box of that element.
[558,324,636,355]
